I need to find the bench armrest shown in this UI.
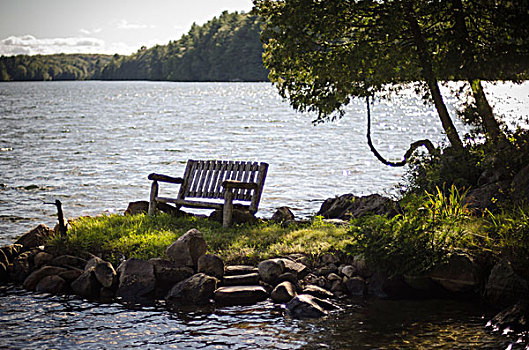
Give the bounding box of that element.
[222,180,258,191]
[148,173,184,184]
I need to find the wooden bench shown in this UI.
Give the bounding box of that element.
[148,159,269,227]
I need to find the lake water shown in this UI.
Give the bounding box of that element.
[1,81,528,349]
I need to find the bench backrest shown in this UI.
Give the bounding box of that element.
[177,160,268,212]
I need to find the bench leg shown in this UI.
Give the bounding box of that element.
[223,189,234,227]
[148,180,159,215]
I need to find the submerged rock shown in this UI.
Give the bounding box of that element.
[71,269,101,299]
[271,281,297,303]
[117,258,156,303]
[485,260,529,307]
[23,266,68,291]
[286,294,328,318]
[166,273,217,305]
[214,285,269,305]
[36,275,66,294]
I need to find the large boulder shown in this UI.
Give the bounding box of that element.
[224,265,258,276]
[0,244,23,262]
[271,281,297,303]
[71,269,101,299]
[166,273,217,305]
[198,254,224,279]
[286,294,328,318]
[33,252,54,268]
[35,275,66,294]
[317,194,401,220]
[85,257,116,288]
[258,259,285,285]
[9,250,35,283]
[485,260,529,308]
[489,301,529,333]
[52,255,87,269]
[117,258,156,303]
[214,286,269,305]
[149,258,194,297]
[345,276,366,297]
[23,266,68,291]
[270,207,295,223]
[465,181,509,211]
[166,229,207,269]
[429,254,482,294]
[302,284,334,299]
[15,224,54,250]
[278,258,309,280]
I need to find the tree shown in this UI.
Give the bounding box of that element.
[253,0,528,164]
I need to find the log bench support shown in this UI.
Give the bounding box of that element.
[148,160,268,227]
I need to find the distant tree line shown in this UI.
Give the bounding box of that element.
[0,11,269,82]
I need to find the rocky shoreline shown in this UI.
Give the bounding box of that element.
[1,194,529,331]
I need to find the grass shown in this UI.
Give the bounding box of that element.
[46,186,529,277]
[47,213,350,266]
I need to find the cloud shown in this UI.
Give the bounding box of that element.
[117,19,156,30]
[80,28,102,35]
[0,35,136,56]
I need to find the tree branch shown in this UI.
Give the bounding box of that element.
[366,96,437,167]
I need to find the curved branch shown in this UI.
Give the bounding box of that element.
[366,96,437,167]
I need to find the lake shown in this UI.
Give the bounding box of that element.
[1,81,528,348]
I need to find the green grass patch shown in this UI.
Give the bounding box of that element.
[48,214,350,266]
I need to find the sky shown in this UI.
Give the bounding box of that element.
[0,0,254,56]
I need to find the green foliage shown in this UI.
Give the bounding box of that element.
[47,213,349,266]
[100,11,268,82]
[347,188,478,275]
[1,12,268,82]
[0,54,112,81]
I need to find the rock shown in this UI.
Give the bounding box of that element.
[512,164,529,203]
[198,254,224,279]
[117,258,156,303]
[71,270,101,299]
[209,209,258,225]
[35,275,66,294]
[303,284,334,299]
[86,257,116,288]
[258,259,285,285]
[321,253,340,265]
[214,286,269,306]
[429,254,482,293]
[125,201,183,216]
[14,224,54,250]
[271,281,297,303]
[166,273,218,305]
[270,207,295,223]
[465,181,509,211]
[0,244,23,261]
[52,255,87,269]
[279,258,309,279]
[222,273,260,286]
[341,265,356,279]
[315,264,338,277]
[277,272,299,286]
[352,255,371,278]
[100,287,115,300]
[58,269,83,283]
[345,276,366,297]
[9,251,34,283]
[287,253,312,268]
[485,260,529,308]
[166,229,207,269]
[403,274,437,293]
[489,301,529,333]
[33,252,54,268]
[23,266,68,291]
[224,265,258,276]
[286,294,328,318]
[317,193,401,220]
[149,258,194,297]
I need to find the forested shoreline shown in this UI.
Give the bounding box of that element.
[0,11,268,82]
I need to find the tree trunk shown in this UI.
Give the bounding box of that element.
[450,0,504,142]
[405,7,464,151]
